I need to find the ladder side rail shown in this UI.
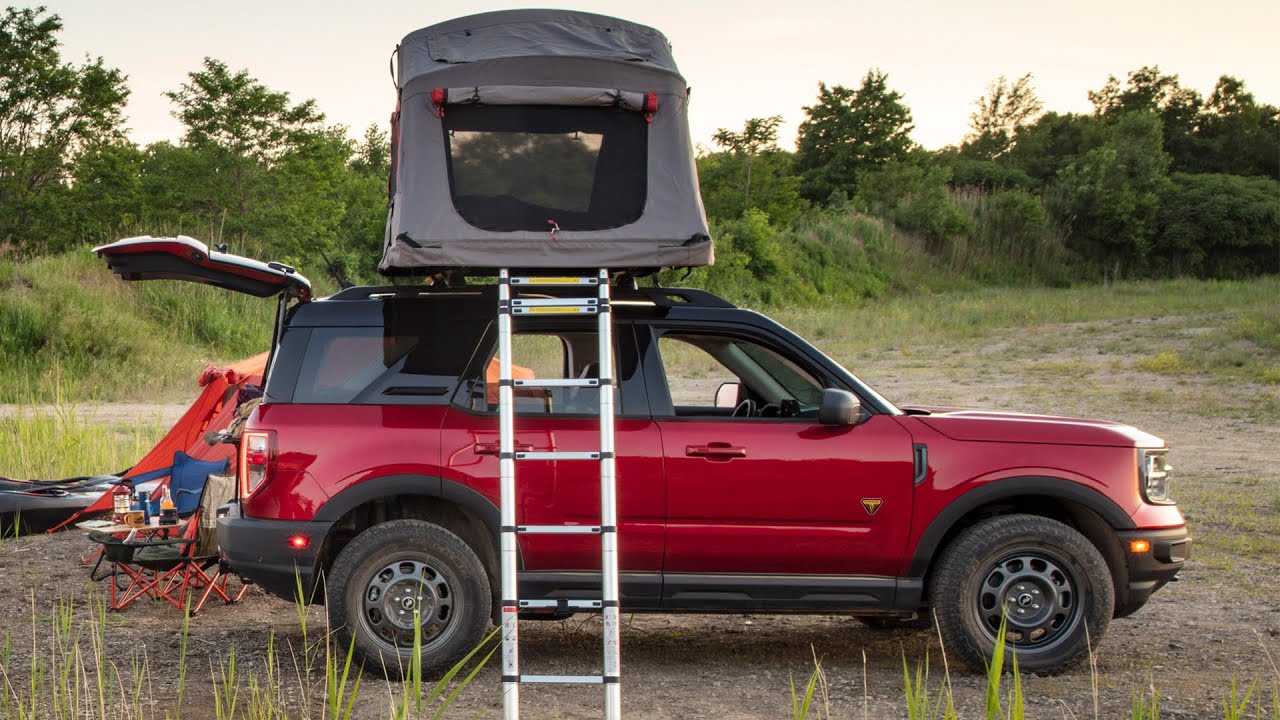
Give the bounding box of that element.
[497,270,521,719]
[597,269,622,719]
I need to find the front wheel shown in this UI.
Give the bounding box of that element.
[327,520,491,678]
[930,515,1114,674]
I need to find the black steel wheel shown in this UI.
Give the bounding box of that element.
[328,520,490,678]
[930,514,1114,674]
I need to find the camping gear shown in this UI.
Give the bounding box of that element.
[50,353,267,533]
[379,9,712,274]
[0,475,121,535]
[88,472,246,612]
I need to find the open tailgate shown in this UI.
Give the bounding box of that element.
[93,236,311,300]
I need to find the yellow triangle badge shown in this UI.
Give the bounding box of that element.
[861,498,884,516]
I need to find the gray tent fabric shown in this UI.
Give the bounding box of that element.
[380,10,712,273]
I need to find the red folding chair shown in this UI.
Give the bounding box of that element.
[89,474,246,612]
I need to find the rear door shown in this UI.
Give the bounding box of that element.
[93,236,311,298]
[439,321,665,607]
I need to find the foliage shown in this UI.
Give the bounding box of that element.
[0,6,129,252]
[700,116,806,227]
[1156,172,1280,277]
[856,160,973,249]
[795,71,915,203]
[963,73,1044,159]
[1058,111,1171,277]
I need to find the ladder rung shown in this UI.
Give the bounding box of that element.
[513,378,599,388]
[520,675,604,684]
[516,451,600,461]
[510,276,599,286]
[518,599,603,610]
[511,298,599,315]
[518,525,602,534]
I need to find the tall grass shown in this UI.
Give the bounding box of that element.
[0,586,496,719]
[0,404,165,480]
[0,249,274,403]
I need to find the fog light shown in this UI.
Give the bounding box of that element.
[1129,539,1151,554]
[288,535,310,550]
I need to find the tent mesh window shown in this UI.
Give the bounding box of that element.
[442,105,648,232]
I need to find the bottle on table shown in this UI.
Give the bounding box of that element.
[159,487,178,526]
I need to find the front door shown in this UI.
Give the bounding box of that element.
[643,325,915,608]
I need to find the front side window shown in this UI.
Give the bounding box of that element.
[443,105,647,232]
[655,332,823,419]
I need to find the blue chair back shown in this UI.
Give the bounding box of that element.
[169,452,230,516]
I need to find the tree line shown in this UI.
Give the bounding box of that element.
[1,6,1276,291]
[701,67,1278,286]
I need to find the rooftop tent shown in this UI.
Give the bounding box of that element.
[380,9,712,274]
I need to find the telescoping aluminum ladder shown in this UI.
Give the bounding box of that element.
[496,269,621,720]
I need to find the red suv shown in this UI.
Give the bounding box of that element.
[96,237,1189,675]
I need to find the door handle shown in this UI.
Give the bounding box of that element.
[474,442,535,456]
[685,442,747,459]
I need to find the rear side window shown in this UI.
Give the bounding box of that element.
[279,298,488,405]
[444,105,647,232]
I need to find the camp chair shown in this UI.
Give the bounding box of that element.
[88,472,244,612]
[84,452,229,579]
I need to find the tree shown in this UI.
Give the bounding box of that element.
[963,73,1043,159]
[794,71,915,204]
[699,116,805,226]
[164,58,326,244]
[1003,112,1098,185]
[1156,173,1280,277]
[0,6,128,251]
[1058,111,1171,277]
[1195,76,1280,178]
[1086,66,1206,173]
[712,115,782,208]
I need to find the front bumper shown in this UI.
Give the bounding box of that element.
[1115,526,1191,617]
[216,501,333,603]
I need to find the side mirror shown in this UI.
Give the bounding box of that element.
[818,388,862,426]
[714,381,740,408]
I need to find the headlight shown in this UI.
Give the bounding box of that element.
[1139,449,1173,504]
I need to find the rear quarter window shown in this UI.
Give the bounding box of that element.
[267,297,488,405]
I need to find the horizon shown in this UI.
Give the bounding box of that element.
[36,0,1280,153]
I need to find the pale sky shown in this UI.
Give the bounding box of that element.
[40,0,1280,152]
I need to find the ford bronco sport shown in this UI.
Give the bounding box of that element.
[95,236,1189,676]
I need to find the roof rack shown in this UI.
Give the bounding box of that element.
[325,283,736,310]
[615,287,735,308]
[325,284,486,301]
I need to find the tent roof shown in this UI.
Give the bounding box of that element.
[397,10,682,88]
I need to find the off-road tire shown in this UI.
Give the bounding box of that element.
[327,520,491,679]
[930,514,1114,674]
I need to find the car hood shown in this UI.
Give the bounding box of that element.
[901,406,1164,448]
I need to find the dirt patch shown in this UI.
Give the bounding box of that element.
[1,313,1277,718]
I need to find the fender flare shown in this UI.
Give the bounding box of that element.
[312,474,499,540]
[906,475,1134,578]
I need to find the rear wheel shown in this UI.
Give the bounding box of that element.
[930,514,1114,674]
[327,520,491,678]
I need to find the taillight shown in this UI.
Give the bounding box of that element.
[240,430,274,498]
